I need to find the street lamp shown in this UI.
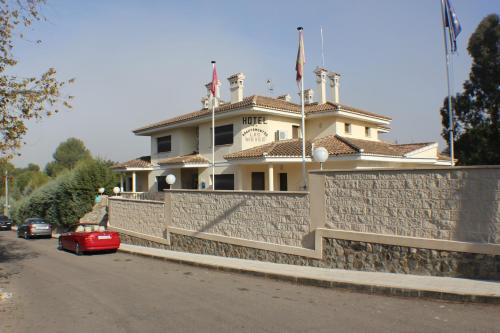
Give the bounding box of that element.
[112,187,121,196]
[312,147,329,170]
[166,174,176,189]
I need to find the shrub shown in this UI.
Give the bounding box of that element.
[12,159,117,227]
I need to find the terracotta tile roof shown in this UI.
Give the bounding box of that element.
[112,156,154,169]
[157,153,209,165]
[133,95,391,133]
[224,135,435,160]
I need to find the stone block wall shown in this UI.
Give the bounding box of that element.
[320,167,500,243]
[108,198,165,238]
[168,190,310,247]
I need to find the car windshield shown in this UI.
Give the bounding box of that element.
[73,225,105,232]
[29,219,46,224]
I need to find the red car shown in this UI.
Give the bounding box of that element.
[58,223,120,255]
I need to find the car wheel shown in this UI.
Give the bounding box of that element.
[75,242,82,256]
[58,238,63,251]
[24,231,30,240]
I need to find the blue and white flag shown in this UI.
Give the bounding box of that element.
[444,0,461,53]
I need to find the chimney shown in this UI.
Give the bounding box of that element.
[314,67,328,104]
[277,94,292,102]
[201,96,209,109]
[204,80,221,107]
[328,72,340,104]
[227,73,245,103]
[298,88,314,105]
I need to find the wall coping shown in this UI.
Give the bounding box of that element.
[164,189,309,195]
[108,197,165,204]
[317,229,500,256]
[310,165,500,174]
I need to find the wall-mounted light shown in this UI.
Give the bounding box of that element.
[312,147,329,170]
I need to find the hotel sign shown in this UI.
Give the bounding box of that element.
[242,116,268,143]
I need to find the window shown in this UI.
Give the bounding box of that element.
[292,125,300,139]
[365,127,371,137]
[344,123,352,134]
[157,176,168,192]
[214,124,233,146]
[214,174,234,190]
[157,136,171,153]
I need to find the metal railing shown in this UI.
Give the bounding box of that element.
[119,192,165,201]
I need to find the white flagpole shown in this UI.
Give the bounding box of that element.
[297,27,307,190]
[440,0,455,166]
[211,61,216,189]
[320,26,325,67]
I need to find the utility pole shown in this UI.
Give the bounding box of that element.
[4,170,8,217]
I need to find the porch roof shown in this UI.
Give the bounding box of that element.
[157,153,209,166]
[223,135,436,160]
[111,156,156,170]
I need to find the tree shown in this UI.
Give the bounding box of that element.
[440,14,500,165]
[45,138,91,177]
[0,0,73,160]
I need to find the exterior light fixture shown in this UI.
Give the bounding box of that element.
[312,147,329,170]
[166,174,176,186]
[98,187,105,194]
[112,187,121,196]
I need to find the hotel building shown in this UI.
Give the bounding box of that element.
[112,67,450,192]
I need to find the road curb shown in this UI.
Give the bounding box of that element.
[117,247,500,305]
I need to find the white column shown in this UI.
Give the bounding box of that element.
[132,172,136,193]
[120,174,124,192]
[268,164,274,191]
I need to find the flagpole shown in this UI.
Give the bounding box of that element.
[211,61,216,189]
[297,27,307,190]
[440,0,455,166]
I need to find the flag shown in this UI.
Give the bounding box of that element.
[295,28,305,83]
[210,62,218,97]
[444,0,461,53]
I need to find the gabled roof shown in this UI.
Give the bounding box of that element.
[157,153,209,165]
[224,135,434,160]
[133,95,391,134]
[111,156,155,169]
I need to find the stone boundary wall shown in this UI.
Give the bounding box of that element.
[311,166,500,243]
[108,198,166,238]
[166,190,310,247]
[118,231,500,280]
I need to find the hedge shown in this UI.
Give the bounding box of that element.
[12,159,117,227]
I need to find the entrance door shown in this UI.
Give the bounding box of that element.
[279,173,288,191]
[251,172,265,191]
[181,169,199,189]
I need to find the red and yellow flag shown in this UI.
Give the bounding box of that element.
[210,62,218,97]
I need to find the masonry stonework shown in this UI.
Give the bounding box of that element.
[168,190,310,247]
[322,167,500,243]
[109,198,165,238]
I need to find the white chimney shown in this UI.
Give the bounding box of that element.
[298,88,314,105]
[204,80,221,107]
[227,73,245,103]
[314,67,328,104]
[201,96,209,109]
[277,94,292,102]
[328,72,340,104]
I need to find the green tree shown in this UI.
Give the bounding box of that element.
[440,14,500,165]
[0,0,73,160]
[45,138,91,176]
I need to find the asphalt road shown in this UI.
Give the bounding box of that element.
[1,231,500,333]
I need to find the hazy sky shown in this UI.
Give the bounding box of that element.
[10,0,499,167]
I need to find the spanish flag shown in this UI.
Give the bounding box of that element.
[295,27,305,83]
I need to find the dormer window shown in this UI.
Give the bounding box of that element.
[365,127,371,137]
[344,123,352,134]
[157,135,171,153]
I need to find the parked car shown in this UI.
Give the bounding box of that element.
[0,215,12,231]
[58,223,120,255]
[17,218,52,239]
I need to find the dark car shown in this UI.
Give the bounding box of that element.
[17,218,52,239]
[0,215,12,231]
